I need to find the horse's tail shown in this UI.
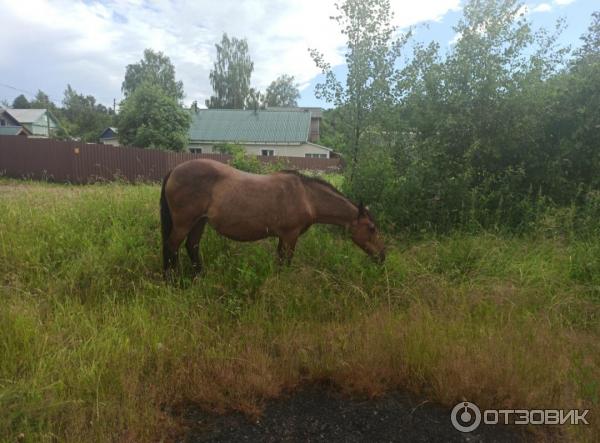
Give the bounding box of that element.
[160,171,173,265]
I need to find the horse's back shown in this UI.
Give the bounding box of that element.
[208,169,312,239]
[170,159,231,181]
[166,159,313,240]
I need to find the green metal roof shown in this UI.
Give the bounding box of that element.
[0,126,27,136]
[189,109,311,143]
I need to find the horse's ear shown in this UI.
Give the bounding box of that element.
[358,202,366,218]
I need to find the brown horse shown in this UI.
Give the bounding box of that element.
[160,159,386,277]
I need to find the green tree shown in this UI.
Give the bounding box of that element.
[545,10,600,192]
[61,85,112,142]
[385,0,570,230]
[206,33,254,109]
[265,75,300,107]
[29,90,59,114]
[417,0,567,198]
[578,10,600,58]
[343,0,580,232]
[117,82,190,151]
[12,94,30,108]
[246,87,266,110]
[310,0,407,172]
[319,108,347,152]
[122,49,184,101]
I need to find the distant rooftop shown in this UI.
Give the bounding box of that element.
[99,127,118,139]
[3,108,48,123]
[189,109,312,143]
[266,107,322,118]
[0,125,30,136]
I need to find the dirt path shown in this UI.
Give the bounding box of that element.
[182,387,532,442]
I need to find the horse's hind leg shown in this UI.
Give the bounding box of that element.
[186,218,207,276]
[164,225,189,278]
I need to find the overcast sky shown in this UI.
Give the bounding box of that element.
[0,0,596,109]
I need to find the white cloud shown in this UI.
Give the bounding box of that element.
[0,0,461,107]
[517,2,555,17]
[526,0,576,13]
[531,3,553,13]
[449,32,462,45]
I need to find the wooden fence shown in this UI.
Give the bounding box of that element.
[0,136,343,184]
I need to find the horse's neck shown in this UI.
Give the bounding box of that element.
[306,182,357,227]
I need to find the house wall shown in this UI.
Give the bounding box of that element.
[188,142,330,158]
[0,111,19,127]
[309,117,320,142]
[101,138,120,146]
[26,115,59,137]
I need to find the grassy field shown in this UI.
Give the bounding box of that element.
[0,179,598,442]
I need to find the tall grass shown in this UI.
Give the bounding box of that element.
[0,179,598,442]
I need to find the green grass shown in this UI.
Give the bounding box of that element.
[0,179,598,442]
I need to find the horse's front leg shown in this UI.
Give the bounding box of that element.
[277,233,299,266]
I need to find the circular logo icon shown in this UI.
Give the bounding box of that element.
[451,401,481,433]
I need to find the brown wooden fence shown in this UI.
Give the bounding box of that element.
[0,136,343,184]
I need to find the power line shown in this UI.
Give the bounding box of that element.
[0,82,119,110]
[0,82,37,96]
[0,82,62,103]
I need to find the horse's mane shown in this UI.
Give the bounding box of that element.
[279,169,348,199]
[279,170,378,222]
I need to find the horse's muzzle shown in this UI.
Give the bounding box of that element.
[374,250,386,264]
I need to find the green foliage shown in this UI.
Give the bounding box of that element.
[265,74,300,107]
[206,33,254,109]
[211,144,274,173]
[319,109,347,152]
[337,1,600,233]
[578,10,600,58]
[246,87,266,110]
[228,145,268,173]
[11,94,30,108]
[27,90,60,116]
[61,85,112,142]
[122,49,184,101]
[310,0,408,169]
[212,142,240,155]
[117,82,190,151]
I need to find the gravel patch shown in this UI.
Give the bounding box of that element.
[182,386,532,442]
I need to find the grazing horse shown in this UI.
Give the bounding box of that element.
[160,159,386,277]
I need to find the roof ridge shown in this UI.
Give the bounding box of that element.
[194,108,304,113]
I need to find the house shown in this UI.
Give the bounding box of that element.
[266,107,322,143]
[0,125,31,136]
[188,108,332,158]
[99,127,119,146]
[0,108,60,138]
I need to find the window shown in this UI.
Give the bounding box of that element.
[190,147,202,154]
[261,149,274,156]
[0,119,6,127]
[305,153,327,159]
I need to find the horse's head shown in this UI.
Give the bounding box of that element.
[350,203,386,264]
